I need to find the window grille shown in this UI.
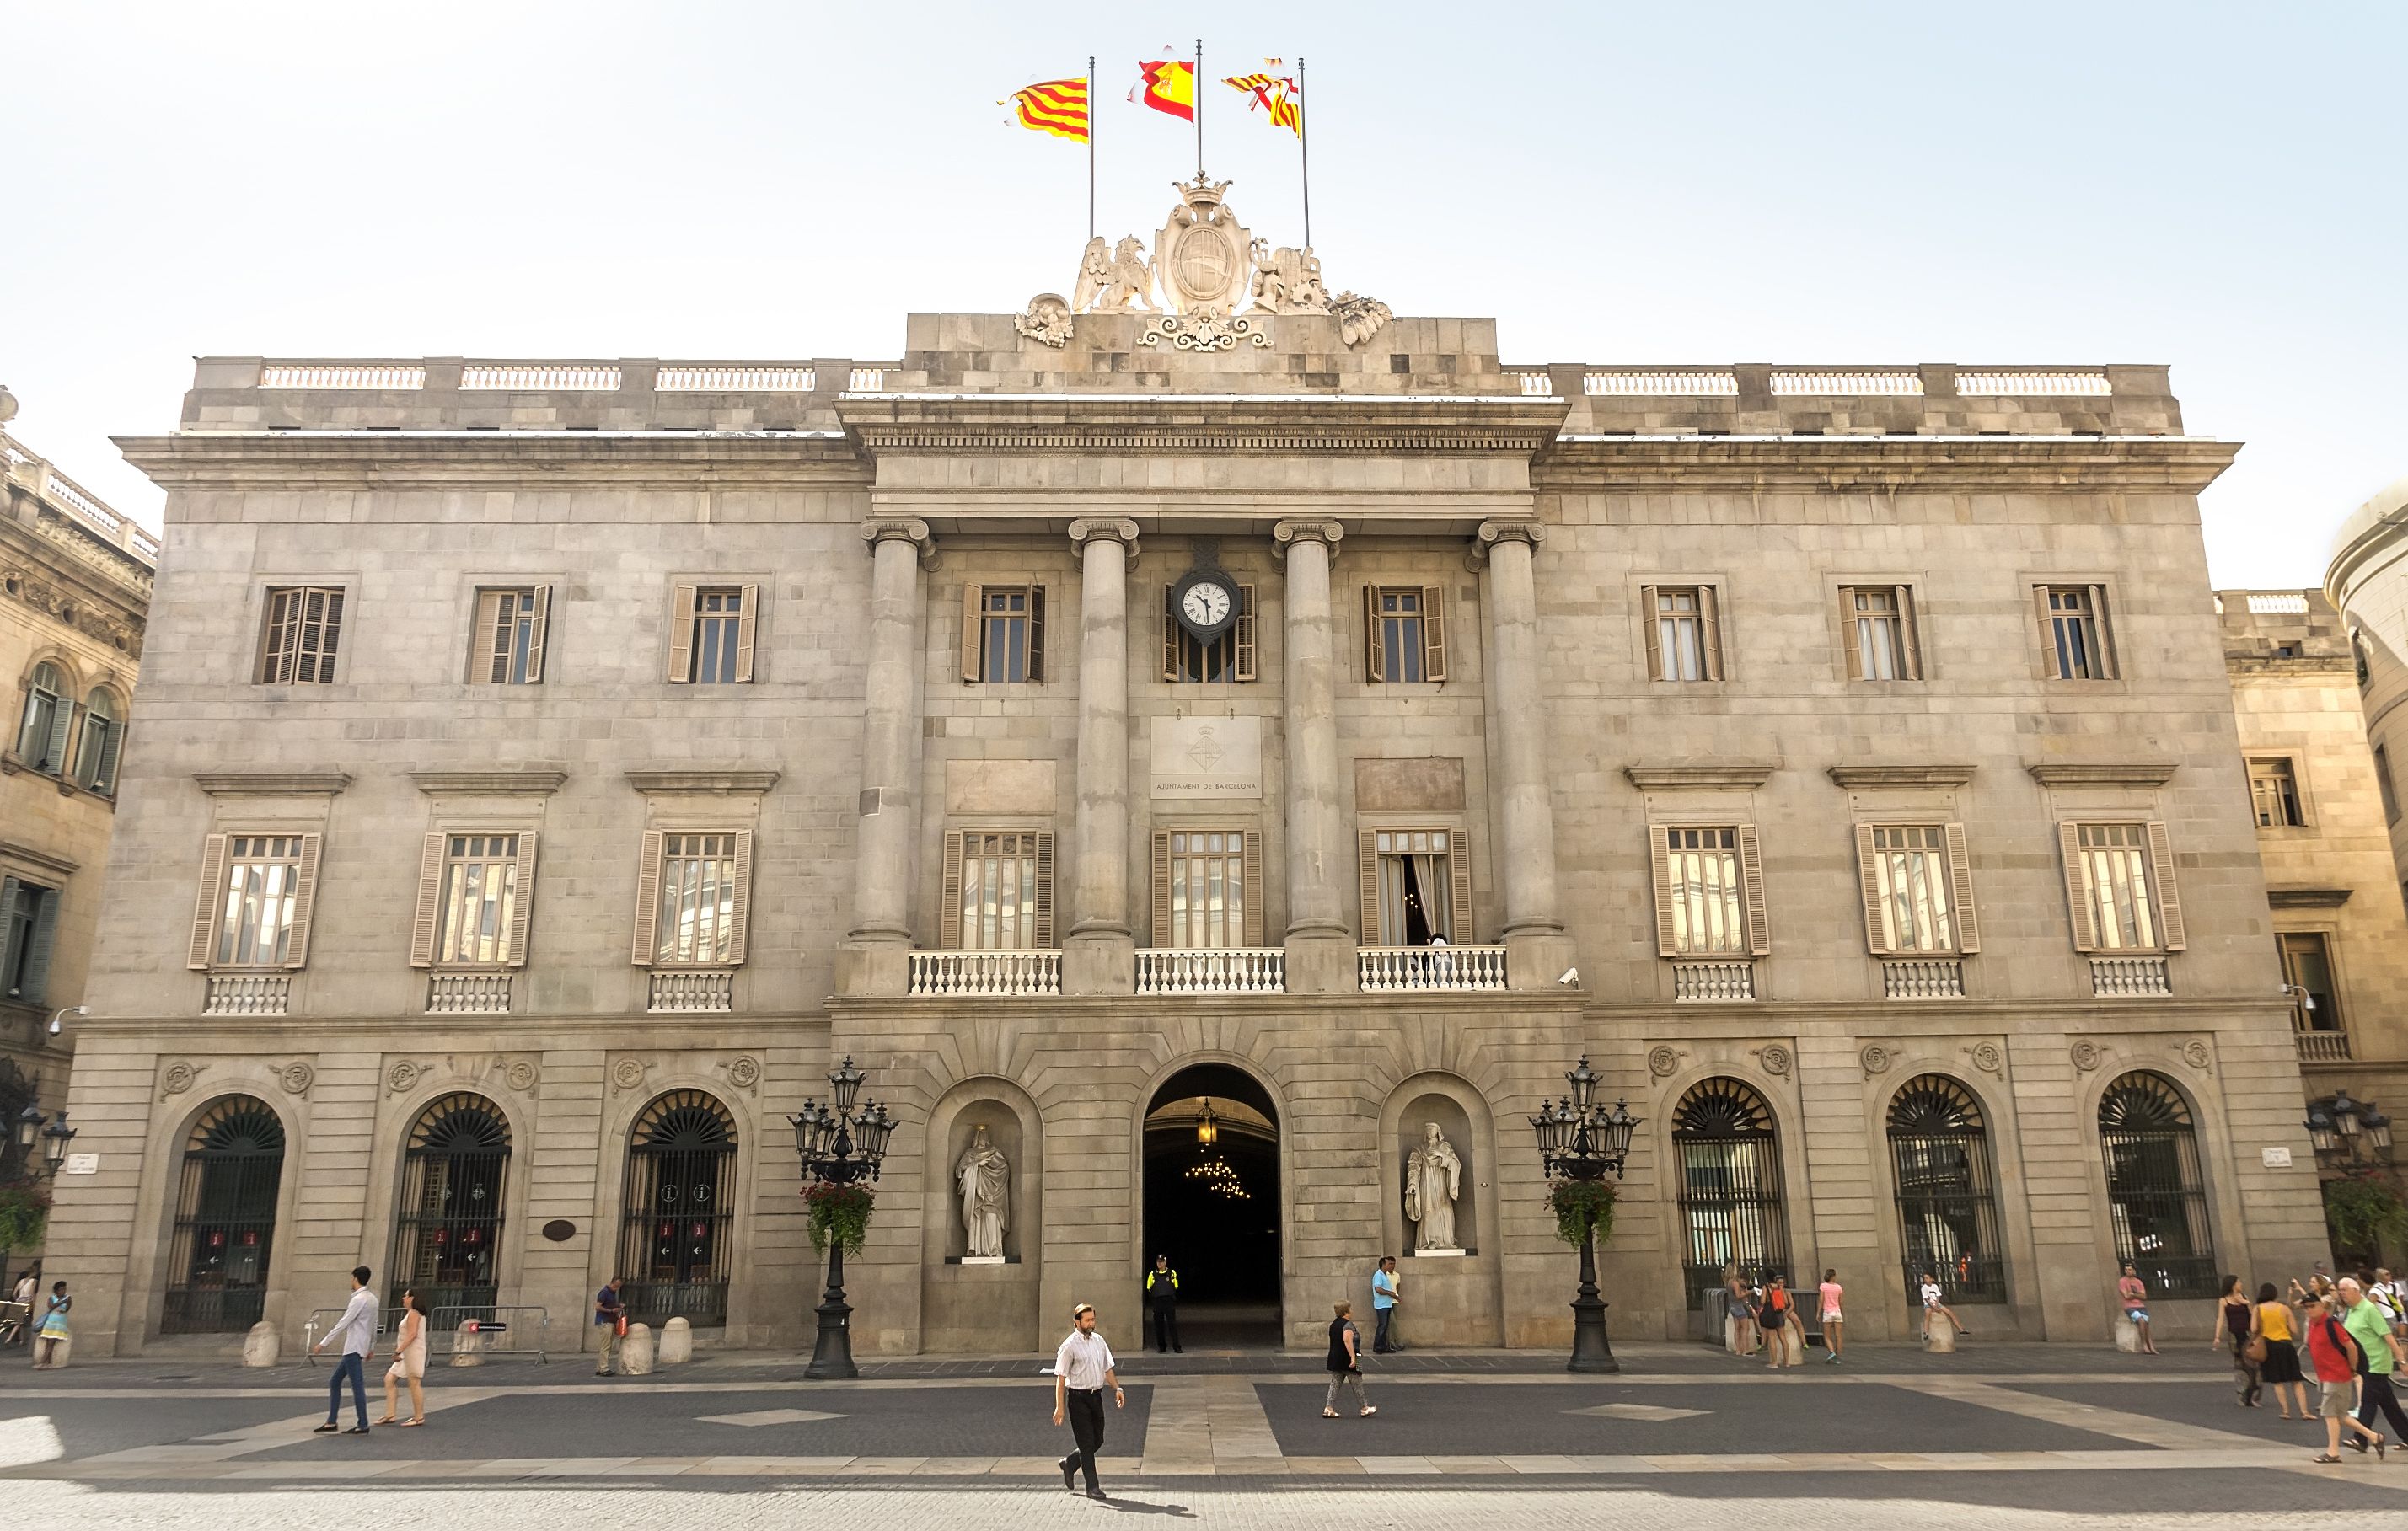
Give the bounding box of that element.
[162,1097,287,1334]
[1673,1077,1790,1309]
[619,1090,738,1326]
[389,1092,512,1317]
[1886,1076,2005,1304]
[2096,1072,2218,1298]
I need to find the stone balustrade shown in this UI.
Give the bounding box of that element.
[1882,958,1966,999]
[1357,945,1507,992]
[203,974,290,1016]
[1672,961,1756,1002]
[1136,948,1286,994]
[647,969,734,1013]
[2090,956,2173,998]
[908,950,1063,997]
[426,972,513,1014]
[2294,1029,2352,1063]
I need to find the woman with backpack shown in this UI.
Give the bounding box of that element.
[2305,1293,2386,1463]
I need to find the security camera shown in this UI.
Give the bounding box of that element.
[1557,966,1580,987]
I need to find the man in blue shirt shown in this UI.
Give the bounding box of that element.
[593,1277,625,1376]
[1372,1255,1402,1353]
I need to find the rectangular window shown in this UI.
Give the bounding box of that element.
[0,880,56,1004]
[2073,823,2159,950]
[1643,585,1724,682]
[217,835,307,966]
[2248,758,2304,828]
[1866,826,1954,951]
[1162,831,1250,948]
[432,834,522,966]
[1661,827,1746,955]
[2039,584,2116,681]
[1842,586,1920,681]
[963,585,1045,683]
[1369,829,1456,944]
[1163,585,1258,683]
[941,831,1054,950]
[2379,744,2400,825]
[2279,931,2341,1035]
[668,583,758,684]
[1363,586,1448,683]
[652,832,741,966]
[475,586,550,684]
[258,586,346,684]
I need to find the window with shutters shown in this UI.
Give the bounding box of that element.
[73,688,123,794]
[1363,828,1468,945]
[649,833,743,966]
[1160,830,1254,948]
[686,587,750,684]
[1858,825,1971,953]
[13,661,71,774]
[1364,586,1447,683]
[2280,931,2343,1037]
[258,586,346,684]
[0,880,57,1004]
[966,585,1044,683]
[946,831,1053,950]
[1163,586,1257,682]
[2247,758,2305,827]
[473,586,550,684]
[1657,826,1753,955]
[212,835,309,967]
[2069,822,2169,951]
[1643,585,1723,682]
[1842,586,1921,681]
[427,834,525,966]
[2039,585,2115,681]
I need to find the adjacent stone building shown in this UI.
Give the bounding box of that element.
[50,219,2334,1356]
[0,395,153,1146]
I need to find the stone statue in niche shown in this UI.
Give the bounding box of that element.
[1403,1121,1464,1252]
[956,1123,1011,1261]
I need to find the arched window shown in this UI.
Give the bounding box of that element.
[13,662,70,774]
[2098,1071,2218,1298]
[391,1092,511,1316]
[162,1096,287,1334]
[74,688,122,794]
[618,1090,738,1326]
[1888,1075,2005,1303]
[1672,1077,1790,1309]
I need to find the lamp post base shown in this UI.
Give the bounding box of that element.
[804,1243,856,1380]
[1567,1293,1618,1373]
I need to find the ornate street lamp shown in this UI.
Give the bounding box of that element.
[10,1102,74,1180]
[2306,1093,2394,1168]
[1529,1056,1638,1373]
[2307,1102,2341,1154]
[1195,1099,1218,1147]
[2334,1089,2362,1139]
[788,1056,896,1380]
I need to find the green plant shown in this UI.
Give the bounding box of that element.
[2325,1174,2408,1257]
[0,1186,50,1255]
[1547,1179,1617,1248]
[802,1181,875,1255]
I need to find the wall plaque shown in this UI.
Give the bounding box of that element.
[1150,716,1263,800]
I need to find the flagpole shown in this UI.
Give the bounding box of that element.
[1194,37,1204,177]
[1297,56,1311,249]
[1086,55,1096,241]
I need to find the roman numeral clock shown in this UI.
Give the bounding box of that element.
[1172,567,1239,642]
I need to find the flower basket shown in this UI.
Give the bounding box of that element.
[802,1181,875,1255]
[1547,1179,1617,1247]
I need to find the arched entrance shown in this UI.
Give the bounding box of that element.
[161,1095,287,1334]
[618,1089,738,1326]
[390,1092,512,1316]
[1144,1063,1280,1347]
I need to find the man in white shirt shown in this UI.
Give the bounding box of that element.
[311,1266,379,1435]
[1050,1302,1124,1500]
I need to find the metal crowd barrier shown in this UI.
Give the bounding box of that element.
[300,1307,390,1365]
[301,1304,549,1364]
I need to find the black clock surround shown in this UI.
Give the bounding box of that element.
[1172,568,1242,641]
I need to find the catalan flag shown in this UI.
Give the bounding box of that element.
[1003,75,1091,142]
[1223,64,1301,137]
[1132,57,1196,121]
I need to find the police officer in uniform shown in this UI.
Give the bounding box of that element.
[1145,1254,1183,1354]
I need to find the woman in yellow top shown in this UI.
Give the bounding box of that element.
[2252,1281,2309,1420]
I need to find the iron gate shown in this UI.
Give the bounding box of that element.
[1673,1076,1791,1309]
[161,1096,286,1334]
[618,1089,737,1325]
[390,1092,511,1317]
[1887,1074,2007,1303]
[2098,1071,2220,1298]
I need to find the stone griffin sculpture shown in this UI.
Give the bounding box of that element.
[1248,239,1329,314]
[1073,235,1159,313]
[1014,292,1074,348]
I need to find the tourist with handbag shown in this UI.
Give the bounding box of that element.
[2254,1281,2309,1419]
[2212,1275,2261,1406]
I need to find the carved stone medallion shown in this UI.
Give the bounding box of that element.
[2180,1039,2212,1072]
[1757,1044,1794,1078]
[1647,1046,1681,1079]
[2070,1040,2105,1073]
[159,1061,199,1100]
[727,1056,762,1090]
[386,1060,425,1095]
[1967,1042,2004,1078]
[1154,175,1252,314]
[610,1057,649,1094]
[1859,1044,1893,1077]
[505,1059,539,1094]
[279,1062,316,1095]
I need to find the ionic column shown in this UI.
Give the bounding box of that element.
[1274,519,1354,993]
[1476,519,1574,989]
[1063,517,1139,994]
[839,518,933,997]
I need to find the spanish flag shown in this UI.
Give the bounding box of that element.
[1132,57,1196,121]
[1223,65,1301,137]
[1003,76,1091,142]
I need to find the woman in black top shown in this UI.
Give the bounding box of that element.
[2212,1273,2260,1406]
[1322,1300,1376,1419]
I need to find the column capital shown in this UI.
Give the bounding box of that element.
[1067,517,1140,550]
[1272,518,1345,550]
[1473,518,1547,556]
[861,517,936,566]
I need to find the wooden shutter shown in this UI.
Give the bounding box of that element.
[733,583,759,683]
[408,832,446,968]
[1422,585,1448,682]
[2033,586,2060,678]
[41,697,74,773]
[961,583,984,682]
[726,828,754,962]
[1358,829,1381,941]
[1639,586,1662,681]
[1737,822,1768,955]
[507,831,539,967]
[939,830,966,948]
[1944,822,1980,953]
[1032,831,1056,946]
[524,586,550,683]
[667,583,698,683]
[2089,583,2118,679]
[284,832,324,969]
[1150,831,1173,946]
[187,832,229,969]
[1027,586,1046,683]
[1649,826,1678,956]
[2144,820,2185,951]
[96,711,124,791]
[1448,833,1473,943]
[1242,829,1265,945]
[1364,587,1385,682]
[1160,586,1179,681]
[1235,586,1258,682]
[1853,823,1887,953]
[2057,822,2099,952]
[1897,586,1923,681]
[1700,585,1724,681]
[19,888,57,1004]
[0,878,15,987]
[1840,589,1865,681]
[630,829,664,964]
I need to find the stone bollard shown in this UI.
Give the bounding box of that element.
[619,1321,656,1376]
[657,1315,693,1366]
[2114,1316,2141,1353]
[242,1321,281,1368]
[450,1320,485,1368]
[1925,1320,1958,1354]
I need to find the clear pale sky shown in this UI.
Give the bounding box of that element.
[3,2,2400,587]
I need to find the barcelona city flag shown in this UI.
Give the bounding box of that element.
[1132,57,1196,121]
[1003,76,1091,142]
[1223,65,1301,137]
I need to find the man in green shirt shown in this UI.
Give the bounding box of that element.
[2341,1277,2408,1443]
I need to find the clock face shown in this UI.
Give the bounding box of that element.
[1181,581,1234,629]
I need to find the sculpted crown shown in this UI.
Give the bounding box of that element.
[1175,174,1232,211]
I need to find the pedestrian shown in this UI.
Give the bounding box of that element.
[1322,1299,1376,1418]
[2116,1263,2159,1354]
[2212,1274,2261,1407]
[1145,1255,1183,1354]
[1817,1268,1845,1364]
[2368,1268,2405,1337]
[378,1288,429,1427]
[308,1266,377,1434]
[2306,1292,2387,1463]
[2341,1277,2408,1446]
[1371,1255,1402,1353]
[1050,1302,1123,1502]
[1730,1268,1762,1357]
[593,1275,625,1376]
[1921,1271,1970,1345]
[29,1280,69,1369]
[2252,1281,2309,1419]
[3,1268,32,1346]
[1761,1275,1800,1368]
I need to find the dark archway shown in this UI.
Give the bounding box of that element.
[389,1092,512,1317]
[1144,1063,1280,1348]
[161,1095,287,1334]
[619,1089,738,1326]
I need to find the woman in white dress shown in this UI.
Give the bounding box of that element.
[379,1289,429,1426]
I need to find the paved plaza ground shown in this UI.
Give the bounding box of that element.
[4,1341,2406,1528]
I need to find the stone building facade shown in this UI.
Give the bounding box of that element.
[2328,477,2408,898]
[51,298,2332,1357]
[0,401,153,1141]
